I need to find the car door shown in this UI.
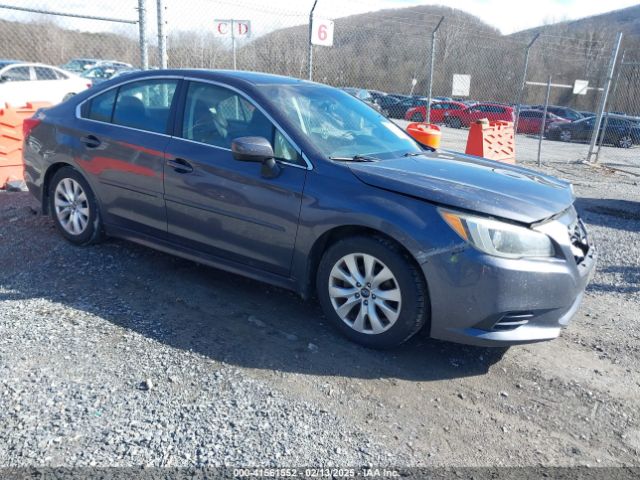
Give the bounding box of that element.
[0,65,33,105]
[34,66,68,104]
[163,80,307,276]
[76,77,180,235]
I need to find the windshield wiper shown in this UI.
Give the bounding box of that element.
[329,154,379,162]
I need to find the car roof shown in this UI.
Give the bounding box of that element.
[119,69,314,87]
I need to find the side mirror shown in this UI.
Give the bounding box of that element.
[231,136,281,178]
[231,136,274,162]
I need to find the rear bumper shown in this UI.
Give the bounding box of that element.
[422,216,597,347]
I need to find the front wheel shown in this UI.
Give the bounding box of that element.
[49,166,104,245]
[559,129,572,142]
[316,236,429,349]
[410,112,424,122]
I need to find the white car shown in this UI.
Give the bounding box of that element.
[0,61,91,106]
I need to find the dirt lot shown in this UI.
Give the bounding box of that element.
[0,160,639,471]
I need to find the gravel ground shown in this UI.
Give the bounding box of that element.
[0,160,639,470]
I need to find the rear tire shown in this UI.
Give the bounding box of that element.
[559,129,572,142]
[447,117,462,129]
[49,166,104,246]
[617,134,633,148]
[316,236,429,349]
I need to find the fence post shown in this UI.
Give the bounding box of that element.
[425,16,444,124]
[595,49,625,161]
[307,0,319,81]
[588,32,623,163]
[537,75,552,167]
[514,33,539,133]
[157,0,167,68]
[137,0,148,69]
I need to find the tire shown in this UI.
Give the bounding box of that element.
[49,166,104,246]
[447,117,462,129]
[410,112,424,122]
[617,134,633,149]
[559,129,572,142]
[316,235,429,349]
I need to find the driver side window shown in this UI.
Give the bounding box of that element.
[181,81,302,164]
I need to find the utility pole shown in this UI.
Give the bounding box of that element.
[537,75,552,167]
[514,33,540,133]
[425,16,444,124]
[588,32,623,163]
[308,0,319,81]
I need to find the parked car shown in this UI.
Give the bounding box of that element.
[61,58,132,74]
[340,87,382,113]
[387,93,411,102]
[370,94,404,117]
[578,111,595,118]
[517,109,569,134]
[81,65,136,86]
[445,103,515,128]
[405,100,467,123]
[23,70,595,349]
[546,114,640,148]
[0,62,91,105]
[531,105,584,122]
[387,96,430,119]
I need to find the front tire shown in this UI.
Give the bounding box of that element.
[447,117,462,129]
[49,166,104,245]
[410,112,424,122]
[559,129,572,142]
[316,236,429,349]
[617,134,633,148]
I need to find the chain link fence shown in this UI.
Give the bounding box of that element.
[0,0,638,168]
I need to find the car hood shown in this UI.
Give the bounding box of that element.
[348,151,574,224]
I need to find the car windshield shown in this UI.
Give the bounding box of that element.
[63,59,95,70]
[263,84,422,159]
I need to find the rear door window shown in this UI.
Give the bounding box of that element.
[34,67,59,80]
[86,88,118,123]
[111,79,178,133]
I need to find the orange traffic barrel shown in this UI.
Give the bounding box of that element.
[406,122,441,149]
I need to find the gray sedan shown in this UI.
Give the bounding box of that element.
[23,70,596,349]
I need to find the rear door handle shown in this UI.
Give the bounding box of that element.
[167,158,193,174]
[80,135,101,149]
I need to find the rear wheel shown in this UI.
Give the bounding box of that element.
[49,167,104,246]
[617,134,633,148]
[447,117,462,129]
[410,112,424,122]
[316,236,429,349]
[559,129,572,142]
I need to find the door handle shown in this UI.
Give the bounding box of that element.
[80,135,101,149]
[167,158,193,174]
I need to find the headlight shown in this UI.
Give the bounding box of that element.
[439,209,555,258]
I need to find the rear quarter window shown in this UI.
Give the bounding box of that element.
[85,88,117,123]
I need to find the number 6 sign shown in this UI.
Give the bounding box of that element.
[311,18,334,46]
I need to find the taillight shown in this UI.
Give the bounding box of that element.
[86,82,92,89]
[23,117,42,138]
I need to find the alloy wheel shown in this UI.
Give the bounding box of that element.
[560,130,572,142]
[618,135,633,148]
[54,178,90,235]
[328,253,402,335]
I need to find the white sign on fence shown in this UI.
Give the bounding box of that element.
[311,18,334,46]
[452,74,471,97]
[213,19,251,38]
[573,79,589,95]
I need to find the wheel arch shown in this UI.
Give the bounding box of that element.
[41,162,75,214]
[300,225,430,302]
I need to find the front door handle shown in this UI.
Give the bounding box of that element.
[80,135,101,149]
[167,158,193,174]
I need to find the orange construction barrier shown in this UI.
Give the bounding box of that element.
[406,122,441,149]
[465,119,515,164]
[0,102,51,188]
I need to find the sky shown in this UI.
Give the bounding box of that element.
[1,0,639,36]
